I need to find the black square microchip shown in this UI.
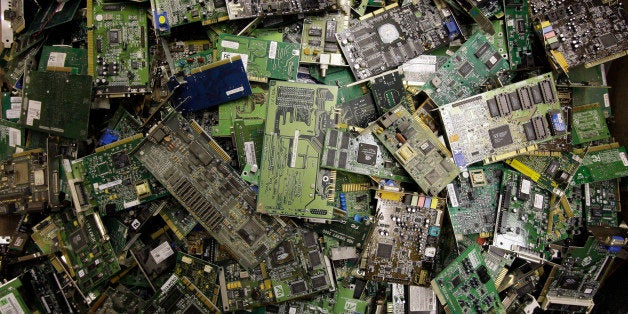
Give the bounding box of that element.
[290,281,307,295]
[599,33,617,48]
[70,230,88,252]
[357,143,378,166]
[488,125,514,149]
[311,275,328,289]
[419,140,435,155]
[458,62,473,77]
[451,275,462,288]
[308,251,322,267]
[108,30,120,44]
[112,151,130,169]
[376,243,393,258]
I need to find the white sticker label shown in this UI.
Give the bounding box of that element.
[47,52,67,68]
[244,141,256,166]
[221,40,240,50]
[521,179,531,195]
[5,109,20,119]
[273,285,285,298]
[78,269,85,278]
[131,219,141,229]
[603,93,610,107]
[124,200,140,209]
[98,179,122,190]
[584,183,591,207]
[161,274,178,292]
[8,128,20,147]
[203,265,213,273]
[446,183,459,207]
[225,86,244,96]
[533,194,544,209]
[221,52,249,71]
[619,152,628,167]
[268,41,278,59]
[344,300,357,311]
[150,241,174,264]
[289,130,299,168]
[26,100,42,126]
[62,159,72,173]
[0,292,26,314]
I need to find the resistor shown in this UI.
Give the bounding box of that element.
[396,133,406,144]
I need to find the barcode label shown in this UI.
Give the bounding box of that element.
[244,141,256,165]
[47,52,67,68]
[8,128,20,147]
[268,41,277,59]
[446,183,459,207]
[221,40,239,50]
[26,100,42,126]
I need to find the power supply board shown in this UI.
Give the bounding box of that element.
[493,169,552,260]
[87,0,150,97]
[361,190,444,285]
[320,128,412,183]
[300,13,348,67]
[0,150,49,214]
[336,3,449,80]
[143,274,219,313]
[539,237,613,312]
[167,56,252,113]
[446,163,504,236]
[71,134,169,215]
[225,0,331,19]
[420,32,510,107]
[151,0,229,35]
[131,108,290,269]
[219,260,274,311]
[530,0,628,71]
[37,45,88,74]
[217,34,300,82]
[439,73,565,170]
[372,105,459,195]
[505,151,584,197]
[583,180,620,227]
[257,81,338,220]
[21,71,92,139]
[571,103,611,145]
[431,243,504,313]
[173,252,222,309]
[573,144,628,185]
[266,229,332,302]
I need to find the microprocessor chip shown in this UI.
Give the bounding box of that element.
[290,281,307,295]
[303,231,318,248]
[419,140,435,155]
[558,275,581,290]
[108,30,120,44]
[308,251,322,267]
[452,275,462,288]
[311,275,327,289]
[458,62,473,77]
[599,33,617,48]
[69,230,88,251]
[271,242,294,267]
[488,125,513,149]
[357,143,378,166]
[112,151,131,169]
[376,243,393,258]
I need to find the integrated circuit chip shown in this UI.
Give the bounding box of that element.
[357,143,378,166]
[488,125,513,149]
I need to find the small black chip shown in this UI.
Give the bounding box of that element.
[311,275,327,289]
[112,151,131,169]
[419,140,435,155]
[451,275,462,288]
[487,98,499,117]
[599,33,617,48]
[308,251,322,267]
[474,42,490,58]
[325,150,336,167]
[458,62,473,77]
[488,125,514,149]
[376,243,393,258]
[357,143,378,166]
[109,30,120,44]
[328,129,338,147]
[484,52,502,69]
[303,231,318,248]
[69,230,88,252]
[558,275,581,290]
[477,265,491,284]
[338,152,348,168]
[290,281,307,295]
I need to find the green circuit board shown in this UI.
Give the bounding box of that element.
[321,128,411,183]
[372,105,459,195]
[159,198,198,240]
[504,0,535,69]
[151,0,229,35]
[71,135,169,215]
[493,169,553,260]
[233,119,264,168]
[420,32,510,106]
[173,49,215,75]
[38,45,88,74]
[571,103,611,145]
[0,119,23,160]
[20,71,92,139]
[506,151,584,197]
[143,274,219,313]
[0,278,31,313]
[174,252,222,308]
[583,179,619,227]
[88,0,150,97]
[446,163,504,236]
[266,229,331,302]
[573,144,628,184]
[300,12,348,66]
[257,81,338,220]
[213,84,268,137]
[431,243,504,313]
[218,260,274,311]
[217,34,300,82]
